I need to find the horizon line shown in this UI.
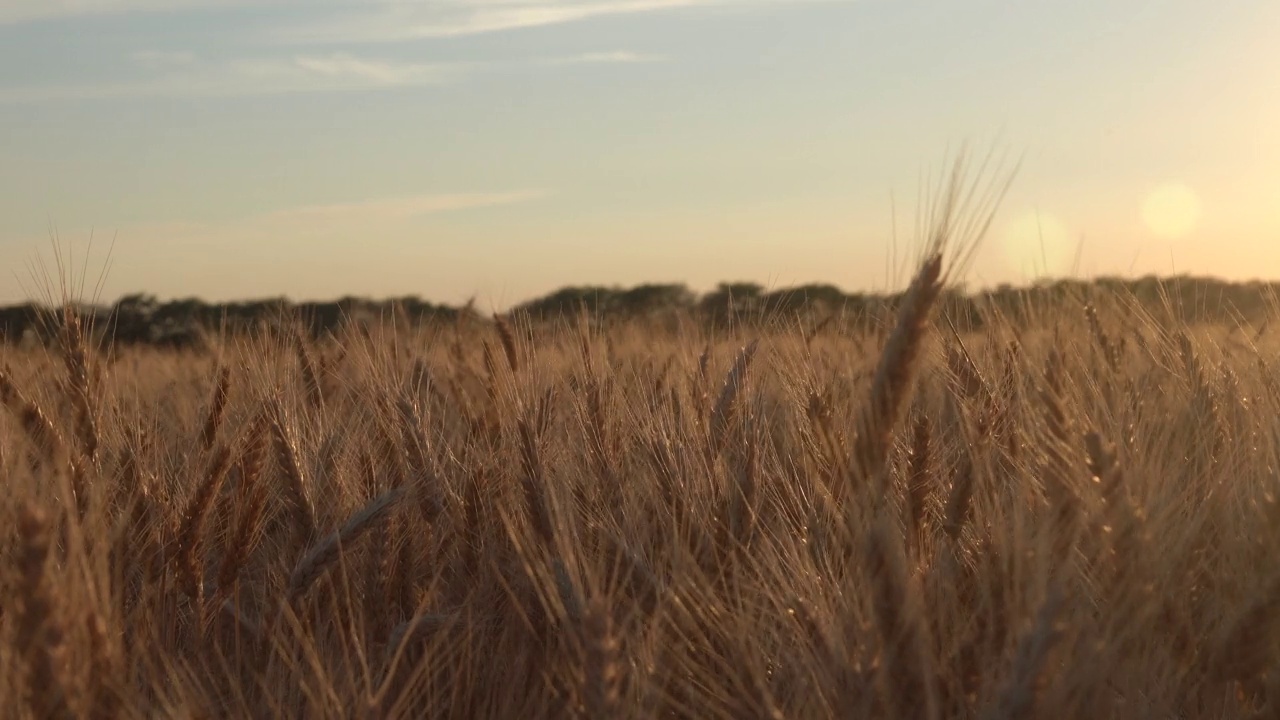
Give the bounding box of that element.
[3,270,1274,313]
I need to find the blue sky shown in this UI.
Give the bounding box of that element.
[1,0,1277,306]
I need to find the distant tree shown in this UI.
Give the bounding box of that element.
[0,303,41,345]
[699,282,764,327]
[109,294,160,344]
[6,273,1280,348]
[514,286,621,319]
[617,284,696,316]
[295,301,346,338]
[759,284,848,316]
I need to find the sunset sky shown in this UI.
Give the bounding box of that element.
[1,0,1277,308]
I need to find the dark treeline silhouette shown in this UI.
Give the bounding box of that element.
[0,293,467,349]
[1,274,1277,348]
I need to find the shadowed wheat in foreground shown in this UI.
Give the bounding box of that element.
[4,177,1280,718]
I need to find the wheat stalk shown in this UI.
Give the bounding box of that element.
[288,486,407,602]
[851,254,944,500]
[983,585,1065,720]
[200,364,231,450]
[580,596,623,720]
[867,517,938,720]
[270,401,318,541]
[15,503,72,720]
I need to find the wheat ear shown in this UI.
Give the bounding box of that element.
[288,486,407,602]
[851,254,943,499]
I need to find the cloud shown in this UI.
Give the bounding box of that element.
[540,51,665,65]
[0,45,662,103]
[270,0,800,44]
[0,0,806,103]
[291,53,449,85]
[0,53,462,102]
[0,0,840,39]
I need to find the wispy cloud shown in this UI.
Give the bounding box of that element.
[539,51,665,65]
[0,1,836,38]
[0,46,663,103]
[273,1,710,43]
[0,52,463,102]
[0,0,776,103]
[289,53,455,86]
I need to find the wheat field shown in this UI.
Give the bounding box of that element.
[4,222,1280,717]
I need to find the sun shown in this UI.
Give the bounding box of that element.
[1141,183,1202,240]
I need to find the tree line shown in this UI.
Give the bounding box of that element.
[1,274,1276,348]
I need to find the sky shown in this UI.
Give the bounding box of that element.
[0,0,1277,308]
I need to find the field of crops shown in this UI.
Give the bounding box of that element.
[4,234,1280,718]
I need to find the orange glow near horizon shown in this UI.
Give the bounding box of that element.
[1,1,1279,305]
[1142,183,1203,241]
[998,211,1075,280]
